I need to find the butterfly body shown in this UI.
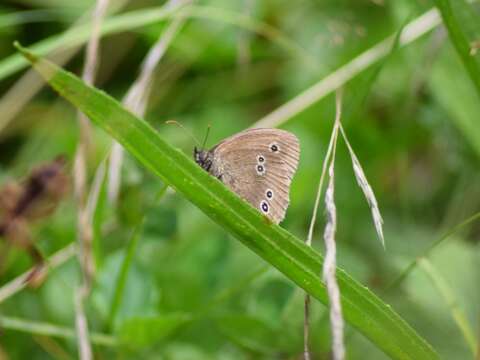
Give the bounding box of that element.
[194,128,300,224]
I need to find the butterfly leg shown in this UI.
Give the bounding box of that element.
[205,160,213,172]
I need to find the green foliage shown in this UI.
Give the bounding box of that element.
[216,314,287,353]
[0,4,315,82]
[1,1,479,359]
[118,314,191,349]
[433,0,480,97]
[16,43,438,360]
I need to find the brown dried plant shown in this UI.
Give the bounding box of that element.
[0,156,69,285]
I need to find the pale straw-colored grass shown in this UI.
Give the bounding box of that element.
[108,0,192,203]
[0,243,77,304]
[304,92,344,359]
[321,93,344,360]
[252,8,441,129]
[340,125,384,248]
[73,1,110,359]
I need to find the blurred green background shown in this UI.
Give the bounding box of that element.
[0,0,479,359]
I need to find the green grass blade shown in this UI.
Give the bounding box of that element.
[117,314,191,349]
[0,5,313,81]
[107,224,144,331]
[0,315,116,347]
[15,43,439,360]
[108,185,169,330]
[0,9,76,29]
[388,212,480,290]
[419,258,477,355]
[0,5,183,81]
[433,0,480,96]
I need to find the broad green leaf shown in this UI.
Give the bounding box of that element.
[16,44,439,360]
[216,314,286,353]
[433,0,480,97]
[118,314,190,348]
[93,251,159,325]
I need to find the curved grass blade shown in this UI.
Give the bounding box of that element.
[15,43,439,360]
[433,0,480,96]
[0,5,313,82]
[0,9,76,29]
[108,185,169,330]
[419,258,476,355]
[0,315,116,347]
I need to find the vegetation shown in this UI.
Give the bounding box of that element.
[0,0,479,359]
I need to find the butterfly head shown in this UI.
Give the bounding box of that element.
[194,147,213,172]
[192,123,214,172]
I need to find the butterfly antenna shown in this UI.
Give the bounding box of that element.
[165,120,202,147]
[201,124,211,150]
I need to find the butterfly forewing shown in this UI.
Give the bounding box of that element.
[209,128,300,224]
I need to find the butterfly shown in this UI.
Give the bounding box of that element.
[194,128,300,224]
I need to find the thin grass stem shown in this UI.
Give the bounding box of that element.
[303,91,344,359]
[107,185,169,329]
[0,243,77,304]
[73,1,110,359]
[321,92,345,360]
[0,315,117,347]
[252,8,441,128]
[108,0,192,204]
[387,211,480,290]
[339,125,384,248]
[418,258,476,355]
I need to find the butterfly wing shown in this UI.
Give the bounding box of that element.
[209,128,300,224]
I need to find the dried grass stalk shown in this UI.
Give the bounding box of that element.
[304,92,345,360]
[340,125,385,248]
[75,287,92,360]
[321,93,345,360]
[303,294,312,360]
[73,1,110,359]
[107,0,191,203]
[306,108,339,247]
[251,8,441,129]
[303,106,338,359]
[86,160,106,223]
[0,243,77,304]
[74,0,109,287]
[323,159,345,360]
